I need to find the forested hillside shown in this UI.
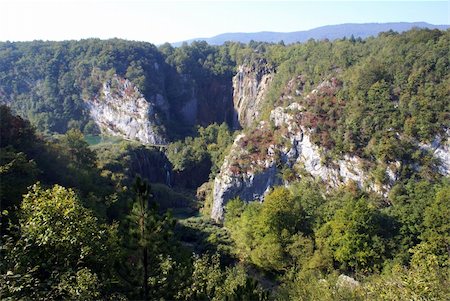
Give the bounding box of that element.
[0,39,240,139]
[1,29,449,300]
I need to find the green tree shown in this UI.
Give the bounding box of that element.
[130,177,152,300]
[318,197,392,273]
[183,253,268,301]
[0,149,38,213]
[366,244,450,300]
[420,183,450,266]
[127,177,176,300]
[0,105,37,151]
[61,128,96,168]
[387,180,437,263]
[0,183,120,300]
[225,187,313,272]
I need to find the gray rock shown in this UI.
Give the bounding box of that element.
[212,87,384,221]
[212,164,281,222]
[212,79,450,221]
[232,61,274,129]
[419,130,450,176]
[336,274,360,290]
[85,75,166,145]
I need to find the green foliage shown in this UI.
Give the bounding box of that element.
[92,140,188,220]
[58,267,102,301]
[167,137,209,173]
[164,41,235,78]
[125,177,177,300]
[386,179,439,263]
[166,123,234,188]
[0,184,120,300]
[1,29,450,299]
[176,216,234,256]
[183,253,268,301]
[225,186,321,271]
[276,270,365,301]
[278,243,450,301]
[259,29,449,171]
[0,39,165,133]
[317,197,393,273]
[225,199,262,262]
[0,149,38,212]
[365,245,450,300]
[61,128,96,168]
[0,38,239,138]
[151,183,192,210]
[0,105,37,150]
[272,182,448,300]
[95,142,168,185]
[419,182,450,266]
[0,105,115,221]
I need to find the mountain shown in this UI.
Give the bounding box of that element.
[0,39,237,141]
[1,28,450,300]
[173,22,449,46]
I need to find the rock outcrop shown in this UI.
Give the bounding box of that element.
[419,130,450,176]
[211,101,384,221]
[336,274,360,290]
[232,59,274,128]
[212,131,281,220]
[86,75,166,144]
[212,90,450,221]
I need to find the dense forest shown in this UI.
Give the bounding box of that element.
[1,28,449,300]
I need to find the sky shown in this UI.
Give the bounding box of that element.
[1,0,449,44]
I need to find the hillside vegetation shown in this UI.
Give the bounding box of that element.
[1,29,449,300]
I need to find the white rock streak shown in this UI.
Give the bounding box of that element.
[86,75,165,145]
[212,100,449,221]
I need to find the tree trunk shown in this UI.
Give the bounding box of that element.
[143,246,148,301]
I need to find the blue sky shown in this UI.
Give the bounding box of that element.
[1,1,448,44]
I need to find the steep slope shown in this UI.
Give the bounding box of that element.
[0,40,236,141]
[212,80,450,221]
[213,81,378,221]
[232,59,275,128]
[86,75,166,144]
[211,28,450,221]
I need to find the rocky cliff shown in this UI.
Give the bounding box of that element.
[212,81,450,221]
[232,59,274,128]
[86,75,166,145]
[420,130,450,176]
[212,103,383,221]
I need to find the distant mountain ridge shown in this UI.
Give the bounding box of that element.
[172,22,449,46]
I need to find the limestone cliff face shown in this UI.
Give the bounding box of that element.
[86,75,166,144]
[232,59,274,128]
[420,130,450,176]
[212,84,450,221]
[211,132,281,220]
[435,140,450,176]
[211,102,385,221]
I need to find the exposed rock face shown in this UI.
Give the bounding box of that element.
[419,130,450,176]
[212,102,382,221]
[212,131,281,220]
[164,73,235,129]
[336,274,360,290]
[86,75,166,144]
[435,141,450,176]
[232,60,274,128]
[212,90,450,221]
